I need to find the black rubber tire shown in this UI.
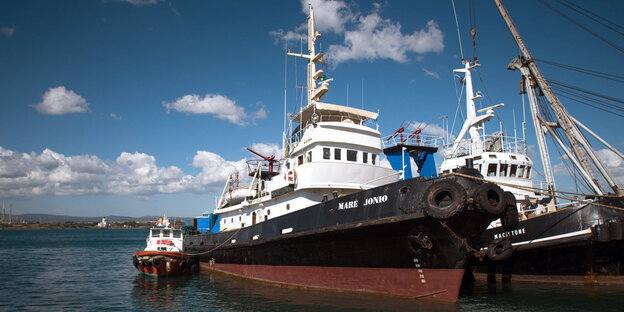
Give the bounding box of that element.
[153,258,162,269]
[179,259,187,271]
[501,192,520,231]
[423,180,466,219]
[487,238,513,261]
[476,182,506,216]
[133,256,139,268]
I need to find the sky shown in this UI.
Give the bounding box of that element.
[1,0,623,217]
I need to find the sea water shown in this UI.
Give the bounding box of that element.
[0,229,622,311]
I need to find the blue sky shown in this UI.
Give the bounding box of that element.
[1,0,623,217]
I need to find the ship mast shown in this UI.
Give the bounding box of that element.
[288,5,330,108]
[494,0,622,196]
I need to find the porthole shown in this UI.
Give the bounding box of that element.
[286,204,290,210]
[267,209,271,215]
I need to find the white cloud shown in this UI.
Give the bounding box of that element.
[423,68,440,79]
[596,149,624,186]
[327,18,443,66]
[247,143,281,158]
[109,113,122,120]
[32,86,90,115]
[1,27,14,37]
[271,1,444,66]
[304,0,353,34]
[162,93,266,126]
[407,121,447,138]
[0,144,290,199]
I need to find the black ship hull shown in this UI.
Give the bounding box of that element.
[184,174,505,301]
[471,197,624,284]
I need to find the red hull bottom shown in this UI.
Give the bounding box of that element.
[200,262,464,301]
[133,251,192,277]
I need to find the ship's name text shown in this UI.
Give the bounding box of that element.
[494,228,526,240]
[338,195,388,210]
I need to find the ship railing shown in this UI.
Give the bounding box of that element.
[381,133,443,149]
[246,159,281,177]
[442,135,526,159]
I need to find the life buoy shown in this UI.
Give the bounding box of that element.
[285,169,297,183]
[422,180,466,219]
[501,191,519,230]
[178,259,187,271]
[476,182,506,216]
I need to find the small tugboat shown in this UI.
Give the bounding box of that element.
[133,216,195,277]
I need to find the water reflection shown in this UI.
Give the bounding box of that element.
[132,274,194,311]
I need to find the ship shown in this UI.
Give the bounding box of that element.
[440,0,624,285]
[133,216,196,277]
[182,5,509,302]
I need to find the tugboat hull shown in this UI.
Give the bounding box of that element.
[471,198,624,284]
[133,251,195,277]
[185,175,503,301]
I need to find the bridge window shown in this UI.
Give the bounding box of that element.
[162,229,170,237]
[487,163,497,177]
[151,230,160,238]
[323,148,330,159]
[526,166,532,178]
[363,152,368,164]
[298,155,303,166]
[517,165,525,178]
[347,150,357,162]
[307,151,312,162]
[334,148,341,160]
[499,164,508,177]
[173,230,181,238]
[372,154,377,165]
[510,164,518,177]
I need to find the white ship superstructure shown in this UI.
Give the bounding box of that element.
[208,6,397,233]
[440,60,541,206]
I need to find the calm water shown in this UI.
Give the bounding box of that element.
[0,229,622,311]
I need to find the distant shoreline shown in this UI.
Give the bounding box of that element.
[0,221,181,230]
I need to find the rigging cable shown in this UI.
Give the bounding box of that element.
[450,0,464,60]
[534,58,624,84]
[557,0,624,36]
[537,0,624,54]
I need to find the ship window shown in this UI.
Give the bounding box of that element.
[334,148,341,160]
[526,166,532,178]
[162,229,170,237]
[151,230,160,238]
[517,165,525,178]
[285,160,290,169]
[510,155,517,160]
[323,148,330,159]
[510,165,518,177]
[372,154,377,165]
[499,164,508,177]
[306,151,312,162]
[347,150,357,162]
[173,230,181,238]
[298,155,303,165]
[267,209,270,215]
[286,204,290,210]
[363,152,368,163]
[487,163,497,177]
[489,154,497,159]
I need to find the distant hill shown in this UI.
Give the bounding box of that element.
[14,214,192,223]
